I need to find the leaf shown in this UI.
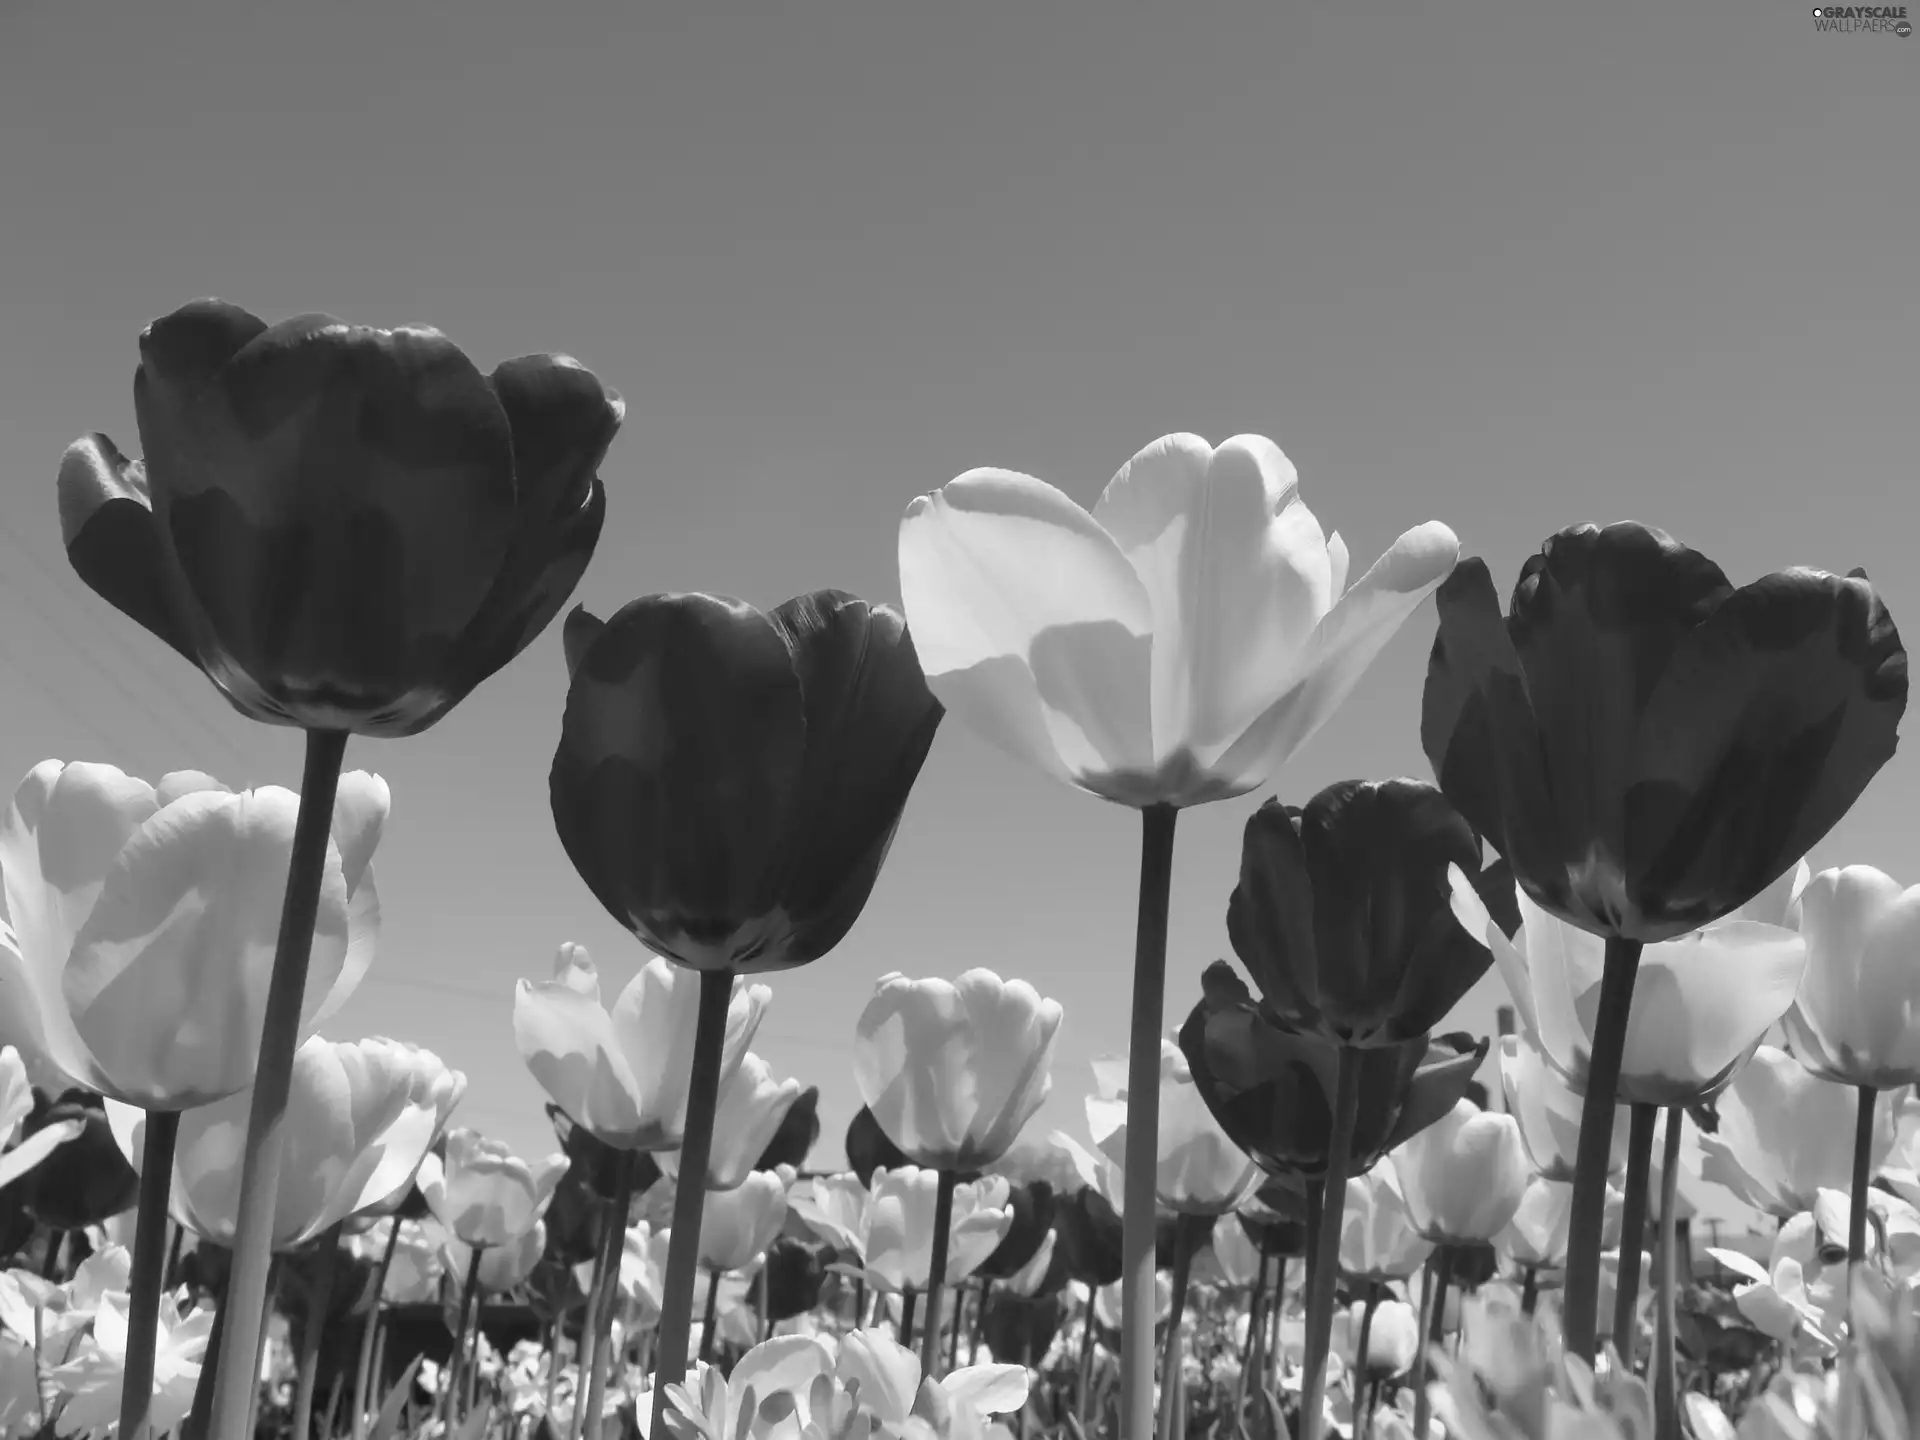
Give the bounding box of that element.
[367,1354,424,1440]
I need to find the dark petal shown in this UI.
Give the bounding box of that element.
[1505,524,1733,881]
[755,1087,822,1172]
[562,605,606,681]
[1471,857,1524,940]
[1226,800,1323,1027]
[1623,567,1907,935]
[135,312,520,733]
[548,593,808,968]
[1052,1187,1125,1288]
[1421,559,1563,908]
[974,1182,1057,1280]
[844,1105,912,1189]
[761,593,944,967]
[56,435,198,663]
[1381,1032,1489,1152]
[137,299,269,389]
[1295,778,1482,1044]
[763,1237,828,1321]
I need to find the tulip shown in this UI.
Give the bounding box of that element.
[1335,1298,1418,1378]
[59,300,622,736]
[1780,865,1920,1269]
[853,969,1062,1171]
[1497,1177,1575,1273]
[514,946,771,1156]
[1181,962,1489,1182]
[698,1168,792,1274]
[1697,1045,1896,1220]
[550,588,941,1419]
[846,1106,914,1188]
[754,1087,822,1173]
[1498,1033,1630,1183]
[1050,1185,1124,1290]
[657,1052,804,1191]
[441,1218,548,1296]
[107,1037,454,1252]
[862,1169,1013,1294]
[1083,1039,1259,1216]
[1421,525,1906,1361]
[900,433,1458,1440]
[971,1181,1056,1282]
[1340,1162,1436,1283]
[13,1091,137,1230]
[418,1127,568,1251]
[1392,1102,1529,1247]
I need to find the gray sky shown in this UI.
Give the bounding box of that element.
[1,0,1914,1216]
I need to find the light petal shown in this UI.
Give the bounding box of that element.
[513,976,645,1145]
[940,1364,1031,1416]
[1618,924,1806,1097]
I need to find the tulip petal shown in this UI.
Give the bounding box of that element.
[60,787,351,1107]
[898,469,1154,795]
[941,1365,1031,1416]
[57,437,199,662]
[1215,520,1459,786]
[1627,568,1906,928]
[513,977,645,1147]
[1091,434,1333,759]
[329,771,390,898]
[310,868,380,1027]
[1225,800,1323,1026]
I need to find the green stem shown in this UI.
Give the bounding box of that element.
[1562,934,1643,1364]
[1299,1046,1362,1440]
[1612,1102,1657,1369]
[292,1224,343,1440]
[921,1168,959,1380]
[120,1109,181,1440]
[648,969,735,1440]
[1410,1247,1451,1440]
[207,727,350,1440]
[352,1216,404,1440]
[442,1246,484,1434]
[700,1269,721,1362]
[1156,1217,1199,1440]
[1352,1285,1378,1396]
[1521,1265,1538,1316]
[900,1288,919,1349]
[1849,1085,1876,1268]
[1120,804,1178,1440]
[584,1149,637,1440]
[1654,1109,1684,1440]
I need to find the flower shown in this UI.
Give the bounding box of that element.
[1049,1184,1123,1288]
[791,1172,872,1256]
[660,1052,804,1190]
[0,760,384,1108]
[514,945,771,1153]
[1498,1033,1629,1182]
[1783,865,1920,1089]
[860,1169,1013,1293]
[970,1181,1056,1282]
[1391,1101,1529,1244]
[1333,1299,1419,1377]
[1703,1246,1829,1346]
[1083,1039,1259,1214]
[1455,866,1808,1106]
[1228,780,1515,1046]
[108,1036,458,1251]
[698,1167,792,1273]
[418,1126,568,1249]
[59,299,622,735]
[550,590,942,974]
[1496,1177,1577,1272]
[853,969,1062,1171]
[1422,525,1906,942]
[1696,1045,1896,1219]
[12,1091,137,1228]
[897,432,1457,809]
[1179,961,1488,1181]
[45,1288,213,1436]
[441,1218,548,1295]
[1340,1162,1435,1282]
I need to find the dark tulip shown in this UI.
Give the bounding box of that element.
[973,1181,1056,1281]
[762,1236,827,1321]
[18,1091,139,1229]
[756,1088,822,1172]
[1178,962,1488,1180]
[1228,781,1517,1047]
[846,1106,913,1189]
[550,591,943,973]
[1235,1208,1307,1260]
[548,1103,658,1202]
[540,1168,610,1269]
[59,300,623,736]
[1423,527,1906,941]
[527,1256,592,1322]
[982,1289,1070,1368]
[1052,1186,1124,1288]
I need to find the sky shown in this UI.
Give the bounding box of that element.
[1,0,1915,1228]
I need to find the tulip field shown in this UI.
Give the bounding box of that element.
[5,304,1920,1440]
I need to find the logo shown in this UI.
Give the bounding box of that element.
[1811,5,1912,31]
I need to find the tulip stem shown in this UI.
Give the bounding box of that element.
[353,1218,404,1440]
[1520,1265,1538,1316]
[1848,1084,1876,1273]
[207,726,349,1440]
[699,1268,720,1362]
[1156,1216,1199,1440]
[1410,1247,1451,1440]
[1561,934,1642,1365]
[1076,1287,1095,1427]
[649,968,734,1440]
[1234,1246,1267,1418]
[1353,1284,1379,1404]
[921,1168,958,1380]
[900,1288,919,1348]
[1611,1102,1657,1369]
[584,1149,637,1440]
[443,1245,484,1434]
[119,1108,180,1440]
[293,1225,343,1440]
[1298,1045,1361,1440]
[1120,804,1178,1440]
[1654,1108,1684,1440]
